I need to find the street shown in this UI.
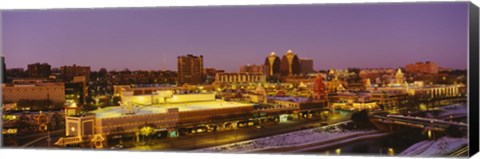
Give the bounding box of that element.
[129,111,351,151]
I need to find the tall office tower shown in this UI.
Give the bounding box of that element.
[264,52,281,78]
[2,56,6,83]
[280,49,301,76]
[177,54,204,85]
[299,58,314,74]
[27,63,52,78]
[60,65,91,82]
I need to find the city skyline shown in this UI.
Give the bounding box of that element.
[2,2,469,72]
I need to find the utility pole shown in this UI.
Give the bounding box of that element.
[47,131,51,148]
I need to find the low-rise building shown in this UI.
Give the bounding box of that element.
[2,82,65,110]
[214,72,266,84]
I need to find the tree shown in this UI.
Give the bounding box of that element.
[17,114,32,134]
[350,109,373,129]
[351,109,369,122]
[50,112,64,130]
[98,68,108,79]
[139,125,155,144]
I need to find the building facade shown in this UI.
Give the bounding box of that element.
[214,72,266,84]
[60,65,91,82]
[264,52,281,78]
[2,82,66,110]
[177,54,204,85]
[406,61,439,74]
[240,64,264,74]
[27,63,51,78]
[280,50,301,76]
[2,56,6,83]
[299,58,314,74]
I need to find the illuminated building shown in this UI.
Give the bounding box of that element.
[280,50,301,76]
[326,76,346,93]
[406,61,439,74]
[370,90,408,110]
[331,101,378,111]
[268,96,328,119]
[108,70,177,85]
[371,84,462,99]
[60,65,91,82]
[205,68,224,84]
[395,69,405,84]
[240,64,264,74]
[59,85,330,147]
[283,75,316,85]
[113,85,217,105]
[327,92,358,104]
[364,78,372,88]
[177,54,204,85]
[264,52,281,78]
[313,74,327,100]
[65,81,86,106]
[2,82,65,110]
[299,58,314,74]
[214,72,266,84]
[246,85,268,103]
[73,76,88,105]
[60,96,255,145]
[27,63,51,78]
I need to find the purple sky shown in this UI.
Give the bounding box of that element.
[1,2,469,72]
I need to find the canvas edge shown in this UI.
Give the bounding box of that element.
[468,1,479,157]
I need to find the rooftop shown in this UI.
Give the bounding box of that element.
[268,96,309,103]
[92,100,253,118]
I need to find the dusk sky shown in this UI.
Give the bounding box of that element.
[1,2,469,72]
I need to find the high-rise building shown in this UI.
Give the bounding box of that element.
[60,65,91,82]
[299,58,314,74]
[405,61,438,74]
[73,76,88,105]
[2,56,6,83]
[240,64,264,74]
[280,50,301,76]
[177,54,204,85]
[27,63,51,78]
[264,52,281,77]
[204,68,224,84]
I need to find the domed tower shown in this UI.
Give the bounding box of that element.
[254,85,268,103]
[264,52,281,77]
[395,68,404,85]
[280,49,301,76]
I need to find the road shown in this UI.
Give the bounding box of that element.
[449,146,468,157]
[129,111,351,151]
[3,130,65,147]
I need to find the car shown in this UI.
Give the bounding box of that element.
[255,125,262,129]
